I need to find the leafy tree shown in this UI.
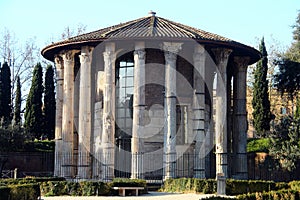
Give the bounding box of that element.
[0,28,38,105]
[285,12,300,62]
[24,63,44,139]
[274,11,300,117]
[274,59,300,100]
[13,76,21,127]
[43,65,55,139]
[0,62,12,127]
[270,117,300,172]
[252,38,272,136]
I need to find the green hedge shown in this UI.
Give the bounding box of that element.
[202,190,300,200]
[162,178,291,195]
[247,138,271,153]
[289,180,300,191]
[0,183,40,200]
[40,178,147,196]
[236,189,300,200]
[0,177,65,185]
[226,179,277,195]
[162,178,216,194]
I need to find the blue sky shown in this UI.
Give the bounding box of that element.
[0,0,299,53]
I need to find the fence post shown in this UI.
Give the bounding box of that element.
[14,168,18,179]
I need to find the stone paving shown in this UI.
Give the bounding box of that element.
[40,192,224,200]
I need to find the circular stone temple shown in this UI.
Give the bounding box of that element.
[42,12,260,181]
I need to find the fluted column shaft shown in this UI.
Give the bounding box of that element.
[78,46,94,179]
[61,50,76,178]
[54,55,64,177]
[102,43,116,181]
[193,45,206,178]
[131,42,146,179]
[163,42,182,180]
[233,56,249,179]
[213,48,232,178]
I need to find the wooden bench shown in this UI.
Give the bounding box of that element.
[112,186,144,196]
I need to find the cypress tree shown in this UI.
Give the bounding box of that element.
[252,38,272,136]
[43,65,56,139]
[24,63,44,139]
[0,62,12,127]
[13,76,21,127]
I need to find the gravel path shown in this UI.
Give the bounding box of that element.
[40,192,220,200]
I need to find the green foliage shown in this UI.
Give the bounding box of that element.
[274,59,300,99]
[247,138,271,153]
[0,62,12,127]
[0,184,40,200]
[201,196,232,200]
[0,186,10,200]
[161,178,290,196]
[0,127,26,152]
[269,116,300,171]
[43,65,55,139]
[295,95,300,120]
[226,179,276,195]
[162,178,216,194]
[13,76,21,127]
[276,11,300,100]
[252,38,272,136]
[237,189,300,200]
[0,127,54,152]
[40,179,145,196]
[288,180,300,191]
[24,140,55,152]
[24,63,44,139]
[285,11,300,62]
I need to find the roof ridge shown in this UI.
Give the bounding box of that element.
[100,16,149,37]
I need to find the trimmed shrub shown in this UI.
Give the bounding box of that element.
[289,180,300,191]
[0,186,10,200]
[40,179,146,196]
[236,189,300,200]
[161,178,292,196]
[226,179,276,195]
[162,178,216,194]
[0,184,40,200]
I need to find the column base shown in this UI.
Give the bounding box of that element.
[216,152,228,178]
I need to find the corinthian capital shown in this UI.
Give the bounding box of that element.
[54,55,63,69]
[234,56,250,72]
[103,51,116,62]
[62,50,76,63]
[212,48,232,66]
[134,49,146,60]
[162,42,183,54]
[80,46,94,64]
[193,45,205,63]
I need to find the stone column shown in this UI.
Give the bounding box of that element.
[131,42,146,179]
[193,45,206,178]
[77,46,94,179]
[102,43,116,181]
[163,42,182,180]
[212,48,232,178]
[61,50,76,178]
[54,55,64,177]
[233,56,249,180]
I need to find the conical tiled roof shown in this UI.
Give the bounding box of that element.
[42,12,260,63]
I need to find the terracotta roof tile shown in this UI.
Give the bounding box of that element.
[42,13,260,63]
